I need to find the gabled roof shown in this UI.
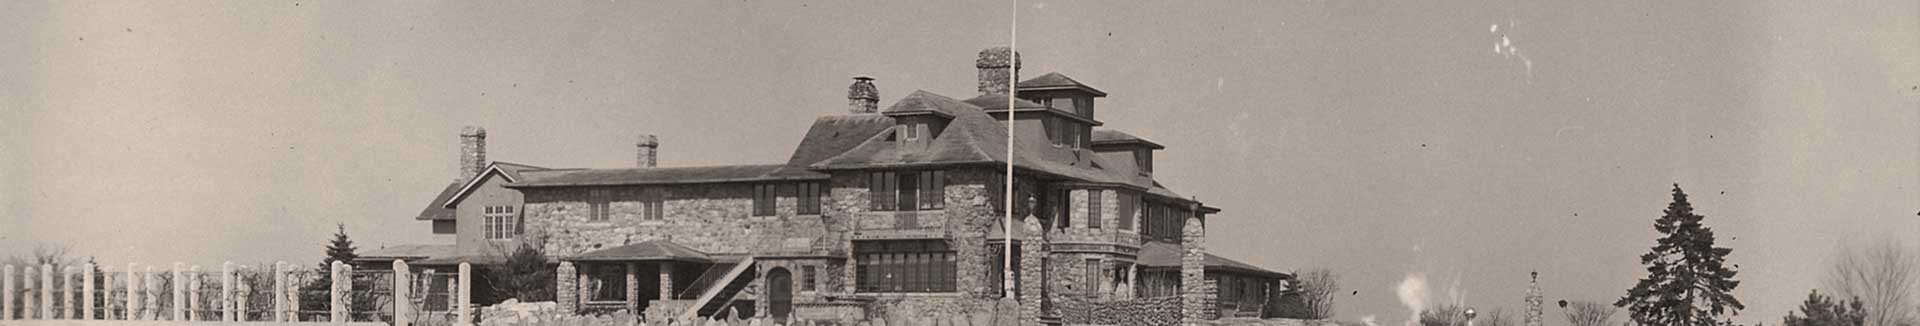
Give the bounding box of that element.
[1017,72,1107,97]
[442,161,557,208]
[566,240,712,262]
[1091,128,1165,150]
[768,114,898,178]
[415,182,462,221]
[509,164,808,188]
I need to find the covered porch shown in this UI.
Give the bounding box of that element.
[559,240,757,320]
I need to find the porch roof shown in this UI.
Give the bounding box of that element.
[1135,242,1290,279]
[565,240,713,263]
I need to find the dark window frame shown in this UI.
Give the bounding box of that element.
[797,182,825,215]
[585,264,628,303]
[1087,189,1102,229]
[753,184,778,216]
[854,240,957,293]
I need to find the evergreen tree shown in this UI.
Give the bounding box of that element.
[1784,290,1866,326]
[1617,185,1745,326]
[319,223,358,272]
[300,223,359,319]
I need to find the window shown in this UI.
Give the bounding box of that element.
[589,189,611,221]
[642,193,664,221]
[585,264,627,302]
[987,244,1022,298]
[917,171,945,210]
[797,182,825,215]
[1052,188,1070,229]
[854,240,956,293]
[1087,189,1102,229]
[1136,150,1153,173]
[1085,259,1101,297]
[483,205,518,239]
[801,265,818,292]
[753,184,778,216]
[868,172,896,211]
[903,124,920,140]
[1117,192,1136,231]
[869,171,944,211]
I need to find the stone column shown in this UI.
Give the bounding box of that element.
[273,262,287,322]
[1524,271,1544,326]
[1179,216,1207,326]
[658,262,674,301]
[40,264,52,320]
[83,264,95,320]
[1018,217,1046,326]
[556,261,577,314]
[220,262,233,321]
[330,261,346,322]
[626,263,640,314]
[3,264,12,321]
[394,260,412,326]
[456,262,472,326]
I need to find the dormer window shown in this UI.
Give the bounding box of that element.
[1136,149,1153,174]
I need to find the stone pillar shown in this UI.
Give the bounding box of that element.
[341,264,354,321]
[330,261,345,322]
[394,260,412,326]
[1018,217,1046,326]
[102,267,115,320]
[287,269,301,322]
[3,264,12,320]
[626,263,640,313]
[171,263,185,320]
[1180,216,1207,326]
[127,264,141,320]
[1524,271,1544,326]
[659,262,674,301]
[220,262,233,321]
[144,265,159,320]
[456,262,472,326]
[40,264,52,320]
[83,264,95,320]
[556,261,577,314]
[273,262,287,322]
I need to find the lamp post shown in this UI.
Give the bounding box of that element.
[1465,307,1479,326]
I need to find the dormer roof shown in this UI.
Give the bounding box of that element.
[1018,72,1107,97]
[1091,128,1165,150]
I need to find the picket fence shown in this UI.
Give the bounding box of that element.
[0,260,474,326]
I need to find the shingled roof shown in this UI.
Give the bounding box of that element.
[769,114,897,178]
[414,182,461,221]
[510,164,802,187]
[1091,128,1165,149]
[1136,242,1288,279]
[1017,72,1107,96]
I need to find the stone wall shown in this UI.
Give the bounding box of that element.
[1090,296,1183,326]
[523,183,836,257]
[1180,216,1208,325]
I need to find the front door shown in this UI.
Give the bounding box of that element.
[768,267,793,322]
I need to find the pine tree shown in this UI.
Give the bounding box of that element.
[319,223,358,272]
[1783,290,1866,326]
[1617,184,1745,326]
[300,223,359,319]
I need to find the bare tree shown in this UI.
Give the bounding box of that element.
[1296,268,1340,319]
[1421,304,1472,326]
[1480,308,1516,326]
[1564,301,1619,326]
[1824,241,1920,326]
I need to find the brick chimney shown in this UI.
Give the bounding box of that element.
[459,126,487,182]
[976,46,1021,95]
[636,134,659,168]
[848,76,879,114]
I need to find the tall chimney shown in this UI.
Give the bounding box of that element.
[848,76,879,114]
[459,126,487,181]
[636,134,659,168]
[976,46,1021,95]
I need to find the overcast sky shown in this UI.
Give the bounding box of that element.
[4,1,1917,325]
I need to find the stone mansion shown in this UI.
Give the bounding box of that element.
[364,47,1289,325]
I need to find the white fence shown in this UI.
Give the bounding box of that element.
[1,260,473,326]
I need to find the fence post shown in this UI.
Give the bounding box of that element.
[343,264,355,322]
[125,264,138,321]
[144,265,158,321]
[102,267,115,320]
[64,266,76,319]
[170,263,184,320]
[189,266,202,321]
[40,264,52,320]
[394,260,412,326]
[288,269,301,322]
[83,264,94,320]
[272,261,286,322]
[221,261,234,321]
[330,260,345,322]
[2,264,12,320]
[457,262,471,326]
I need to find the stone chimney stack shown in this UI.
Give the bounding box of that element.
[848,76,879,114]
[459,126,487,182]
[636,134,659,168]
[976,46,1021,95]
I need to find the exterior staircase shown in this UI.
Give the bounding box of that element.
[677,256,756,321]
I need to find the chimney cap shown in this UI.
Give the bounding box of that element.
[852,75,875,81]
[849,76,879,101]
[461,126,487,137]
[636,134,659,147]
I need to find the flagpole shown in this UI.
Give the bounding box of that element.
[1003,0,1018,301]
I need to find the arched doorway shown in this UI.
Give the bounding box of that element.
[767,267,793,323]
